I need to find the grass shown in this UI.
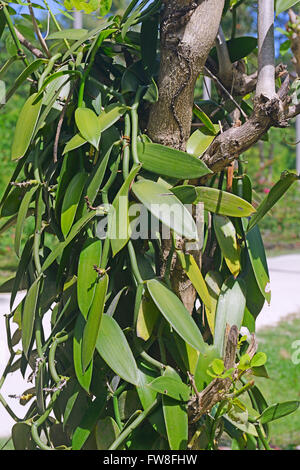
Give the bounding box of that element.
[255,315,300,449]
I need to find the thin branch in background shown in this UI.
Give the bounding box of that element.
[14,27,45,59]
[204,66,248,119]
[27,0,51,58]
[53,84,75,163]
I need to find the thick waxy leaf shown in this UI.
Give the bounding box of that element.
[276,0,300,15]
[147,279,206,353]
[162,367,188,450]
[73,314,93,393]
[98,103,127,131]
[11,237,33,310]
[63,133,87,155]
[176,251,211,312]
[194,187,255,217]
[192,105,218,135]
[214,277,246,357]
[75,107,101,149]
[22,277,41,357]
[11,93,42,160]
[96,314,139,385]
[148,376,191,402]
[109,165,140,256]
[259,401,300,424]
[194,344,219,392]
[247,171,298,231]
[205,271,223,335]
[141,14,158,76]
[42,212,96,272]
[61,172,87,238]
[3,59,44,105]
[210,36,258,64]
[186,129,217,157]
[132,179,198,241]
[245,224,271,304]
[82,273,108,371]
[72,393,106,450]
[95,417,120,450]
[213,215,241,277]
[14,186,38,257]
[12,423,36,450]
[77,238,102,319]
[137,142,212,179]
[47,29,88,40]
[136,292,160,341]
[86,144,113,205]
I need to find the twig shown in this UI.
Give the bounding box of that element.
[53,85,75,162]
[27,0,51,58]
[14,27,45,58]
[204,66,247,119]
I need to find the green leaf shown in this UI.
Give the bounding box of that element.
[137,142,212,179]
[42,212,96,272]
[210,36,258,64]
[109,164,141,256]
[47,28,88,40]
[11,236,33,310]
[136,292,160,341]
[3,59,44,105]
[193,104,218,135]
[63,133,87,155]
[85,144,113,205]
[14,186,38,257]
[162,367,188,450]
[259,401,300,424]
[194,345,219,392]
[213,215,241,276]
[186,129,218,157]
[73,314,93,393]
[245,223,271,303]
[95,417,120,450]
[132,179,199,241]
[204,271,223,335]
[211,358,225,376]
[11,93,43,160]
[77,238,102,319]
[72,393,106,450]
[96,315,139,385]
[250,352,267,368]
[75,107,101,149]
[141,14,158,76]
[214,277,246,357]
[148,376,191,402]
[98,103,127,132]
[176,251,211,312]
[61,172,87,238]
[82,273,108,371]
[276,0,300,15]
[99,0,112,16]
[12,423,36,450]
[247,171,299,232]
[147,279,206,353]
[22,277,41,358]
[194,187,255,217]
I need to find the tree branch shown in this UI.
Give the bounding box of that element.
[256,0,276,98]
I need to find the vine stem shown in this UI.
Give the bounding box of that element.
[1,3,30,68]
[256,0,276,99]
[109,398,160,450]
